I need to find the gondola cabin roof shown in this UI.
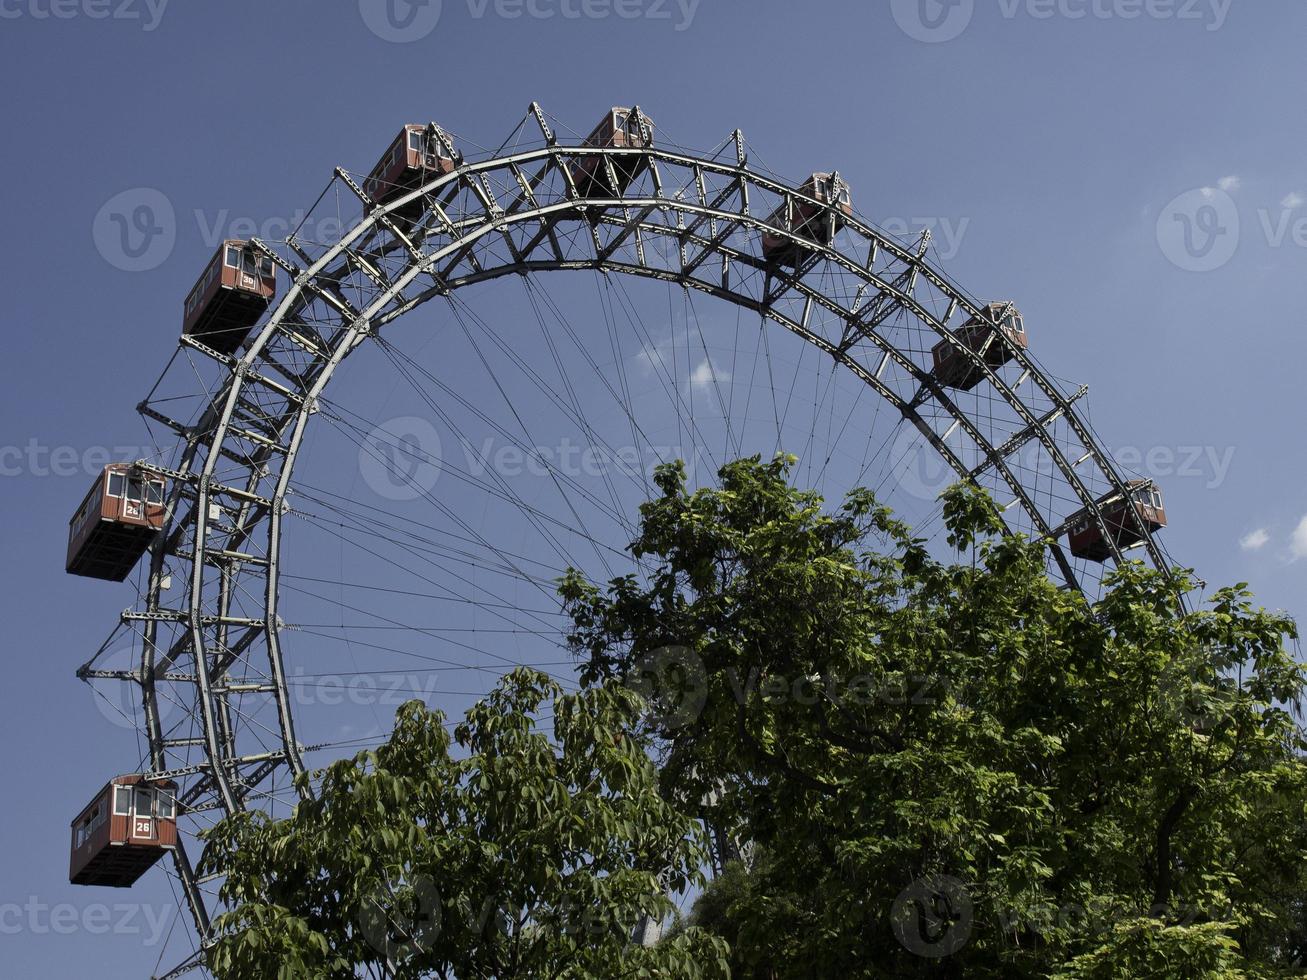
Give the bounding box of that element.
[798,172,853,209]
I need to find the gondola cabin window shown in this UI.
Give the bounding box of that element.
[75,802,106,849]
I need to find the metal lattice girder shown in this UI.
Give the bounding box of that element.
[106,106,1173,950]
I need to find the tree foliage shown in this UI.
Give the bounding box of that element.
[201,669,729,979]
[204,454,1307,978]
[561,455,1307,977]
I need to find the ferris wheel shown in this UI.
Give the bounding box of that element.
[66,103,1175,976]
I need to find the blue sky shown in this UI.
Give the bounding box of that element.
[2,1,1306,974]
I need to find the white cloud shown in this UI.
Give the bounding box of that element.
[1291,516,1307,561]
[1199,175,1242,198]
[1282,191,1305,209]
[1239,528,1270,552]
[637,343,666,371]
[690,359,729,388]
[636,329,682,374]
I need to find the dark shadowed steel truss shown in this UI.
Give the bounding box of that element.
[78,104,1172,974]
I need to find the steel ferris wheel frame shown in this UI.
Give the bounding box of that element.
[78,102,1171,968]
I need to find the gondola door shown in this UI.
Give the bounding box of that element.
[235,244,259,293]
[132,786,157,842]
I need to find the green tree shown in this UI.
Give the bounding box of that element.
[201,668,729,979]
[560,455,1307,977]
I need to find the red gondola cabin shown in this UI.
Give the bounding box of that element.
[932,302,1029,391]
[363,123,460,216]
[571,107,654,198]
[761,173,853,266]
[182,240,276,356]
[1066,481,1167,562]
[70,776,178,887]
[66,464,166,581]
